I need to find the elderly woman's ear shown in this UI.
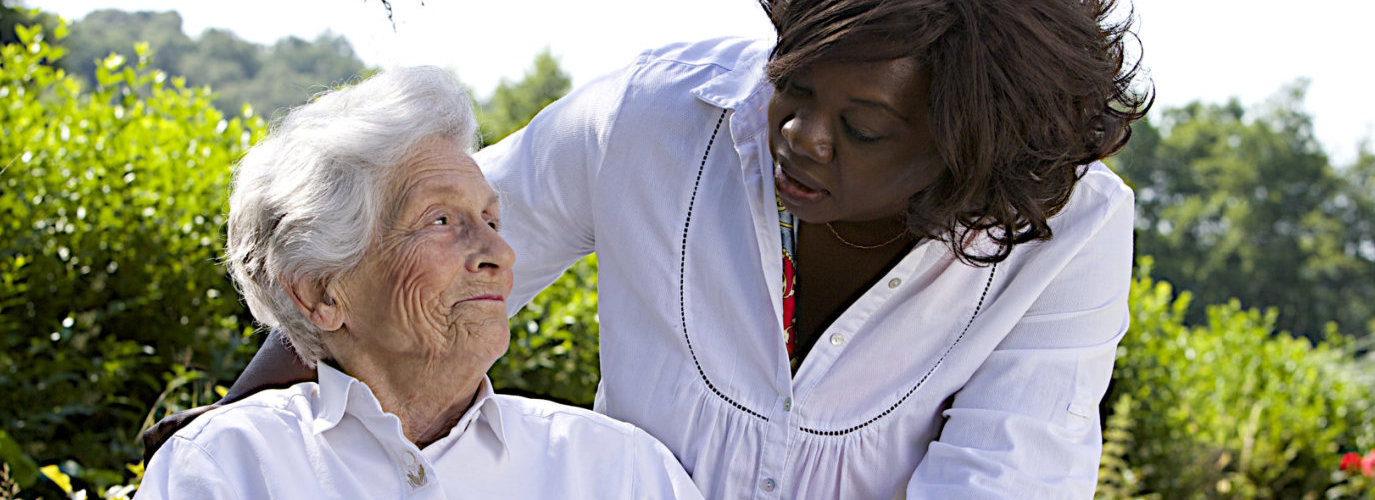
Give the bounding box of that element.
[282,276,345,332]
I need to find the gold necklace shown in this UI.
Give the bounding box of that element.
[824,222,909,250]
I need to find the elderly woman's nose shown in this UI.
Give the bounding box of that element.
[469,227,516,273]
[781,112,833,164]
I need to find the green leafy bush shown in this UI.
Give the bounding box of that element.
[491,255,601,406]
[1098,258,1375,498]
[0,24,261,495]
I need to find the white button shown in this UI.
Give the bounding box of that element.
[783,397,792,412]
[762,478,776,492]
[830,333,845,346]
[402,451,417,466]
[888,278,902,289]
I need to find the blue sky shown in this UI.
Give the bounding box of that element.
[32,0,1375,165]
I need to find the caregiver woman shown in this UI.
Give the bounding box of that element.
[147,0,1151,497]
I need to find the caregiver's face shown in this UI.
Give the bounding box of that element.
[768,56,943,223]
[337,135,515,366]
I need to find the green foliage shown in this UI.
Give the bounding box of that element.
[475,48,595,405]
[492,256,601,406]
[1097,394,1154,499]
[0,432,36,491]
[60,9,368,119]
[1114,83,1375,339]
[61,10,194,87]
[476,49,571,146]
[1,3,62,48]
[216,32,369,118]
[1098,258,1375,498]
[0,23,262,495]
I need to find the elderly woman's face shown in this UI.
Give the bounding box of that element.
[334,136,514,366]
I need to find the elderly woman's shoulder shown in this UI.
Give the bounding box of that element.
[492,395,635,433]
[489,394,672,453]
[489,394,684,468]
[168,383,319,448]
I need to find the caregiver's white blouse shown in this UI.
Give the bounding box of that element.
[478,37,1134,499]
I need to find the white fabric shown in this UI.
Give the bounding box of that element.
[136,364,702,499]
[477,37,1134,500]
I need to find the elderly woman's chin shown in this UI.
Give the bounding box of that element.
[440,312,511,367]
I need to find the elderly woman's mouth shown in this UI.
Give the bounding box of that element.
[454,294,506,305]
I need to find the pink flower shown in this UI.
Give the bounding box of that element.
[1341,452,1363,472]
[1362,450,1375,477]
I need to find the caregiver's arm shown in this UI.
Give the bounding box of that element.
[475,61,633,313]
[140,329,312,462]
[904,165,1134,498]
[220,329,315,402]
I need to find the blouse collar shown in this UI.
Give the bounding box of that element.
[312,361,508,454]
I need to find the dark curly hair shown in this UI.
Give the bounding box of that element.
[761,0,1153,264]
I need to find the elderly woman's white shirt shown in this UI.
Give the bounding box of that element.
[477,37,1134,499]
[136,364,701,499]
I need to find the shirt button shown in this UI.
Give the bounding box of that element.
[762,478,776,492]
[407,464,427,487]
[783,397,792,412]
[830,333,845,346]
[888,277,902,289]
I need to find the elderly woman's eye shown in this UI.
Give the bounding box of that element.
[432,216,448,226]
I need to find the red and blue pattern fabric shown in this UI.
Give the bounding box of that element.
[778,198,799,370]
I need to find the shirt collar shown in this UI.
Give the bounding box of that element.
[313,361,358,435]
[456,376,508,455]
[312,363,508,455]
[689,39,773,111]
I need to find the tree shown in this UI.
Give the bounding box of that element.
[62,10,194,87]
[476,49,571,146]
[1114,81,1375,339]
[57,9,368,119]
[177,28,261,113]
[1,1,60,47]
[239,32,368,118]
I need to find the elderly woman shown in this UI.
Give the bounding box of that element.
[152,0,1153,497]
[135,67,701,499]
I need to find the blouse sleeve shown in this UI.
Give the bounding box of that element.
[474,63,634,315]
[905,171,1135,498]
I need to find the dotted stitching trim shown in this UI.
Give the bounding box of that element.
[678,109,769,423]
[799,263,998,436]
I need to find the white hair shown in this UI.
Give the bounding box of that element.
[226,66,478,368]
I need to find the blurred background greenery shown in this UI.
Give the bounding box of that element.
[1,4,1373,499]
